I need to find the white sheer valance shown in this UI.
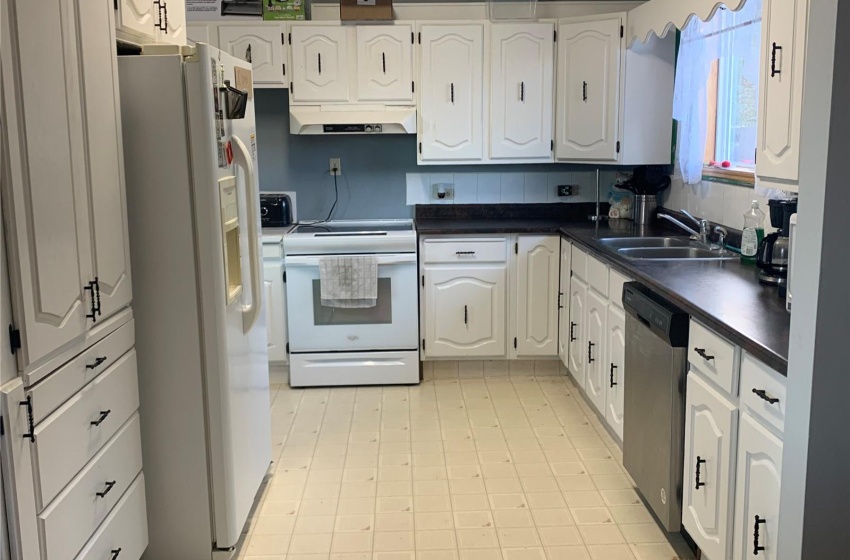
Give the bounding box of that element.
[626,0,748,47]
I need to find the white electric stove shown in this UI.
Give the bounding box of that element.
[283,220,419,387]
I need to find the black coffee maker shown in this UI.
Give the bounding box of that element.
[756,198,798,285]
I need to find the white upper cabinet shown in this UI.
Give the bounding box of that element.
[116,0,185,45]
[568,276,587,389]
[489,23,555,160]
[515,236,559,357]
[290,25,350,102]
[756,0,808,189]
[558,240,572,367]
[584,289,607,414]
[605,305,626,440]
[418,24,485,162]
[356,25,414,103]
[219,25,288,86]
[116,0,156,40]
[157,0,186,45]
[556,14,622,162]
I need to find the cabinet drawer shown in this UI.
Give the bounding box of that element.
[34,350,139,508]
[571,244,588,280]
[608,269,631,310]
[740,353,786,434]
[688,320,740,397]
[423,239,508,264]
[39,414,143,560]
[28,321,135,424]
[76,473,148,560]
[586,255,609,297]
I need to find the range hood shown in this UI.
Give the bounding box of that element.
[289,105,416,135]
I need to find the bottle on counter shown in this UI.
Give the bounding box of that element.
[741,200,765,264]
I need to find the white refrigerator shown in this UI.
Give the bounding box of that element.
[117,45,272,559]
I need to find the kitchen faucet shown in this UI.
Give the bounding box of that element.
[657,209,712,246]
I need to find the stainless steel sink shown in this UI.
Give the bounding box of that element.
[617,247,737,260]
[596,237,691,250]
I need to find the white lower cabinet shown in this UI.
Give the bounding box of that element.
[682,372,738,560]
[558,240,572,367]
[515,236,560,357]
[605,305,626,440]
[567,276,587,389]
[263,255,288,364]
[584,289,607,414]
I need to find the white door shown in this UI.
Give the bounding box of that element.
[219,25,287,86]
[556,15,622,162]
[516,236,559,357]
[419,24,485,161]
[490,23,554,160]
[116,0,156,40]
[157,0,186,45]
[424,267,506,358]
[605,305,626,439]
[79,0,133,323]
[264,260,287,364]
[584,290,607,414]
[567,276,587,388]
[732,413,783,560]
[356,25,414,103]
[756,0,807,185]
[290,25,350,102]
[683,372,738,560]
[1,0,94,370]
[558,240,571,367]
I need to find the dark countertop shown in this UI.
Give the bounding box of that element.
[415,205,790,374]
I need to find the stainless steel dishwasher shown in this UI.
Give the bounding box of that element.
[622,282,689,532]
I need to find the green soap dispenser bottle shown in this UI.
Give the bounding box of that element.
[741,200,765,264]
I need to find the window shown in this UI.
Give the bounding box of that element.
[673,0,762,184]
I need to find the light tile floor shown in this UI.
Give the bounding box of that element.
[234,373,694,560]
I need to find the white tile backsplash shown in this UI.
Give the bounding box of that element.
[661,174,771,231]
[523,173,549,203]
[453,174,478,204]
[499,173,524,203]
[477,173,501,203]
[405,173,430,205]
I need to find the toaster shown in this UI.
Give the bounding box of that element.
[260,193,293,228]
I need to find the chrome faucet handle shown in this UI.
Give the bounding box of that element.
[713,226,728,251]
[679,209,702,228]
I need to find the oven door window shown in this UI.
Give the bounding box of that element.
[311,278,393,325]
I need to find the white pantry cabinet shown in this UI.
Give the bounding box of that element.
[290,25,350,102]
[567,276,587,389]
[218,24,288,87]
[418,23,486,162]
[605,305,626,440]
[584,289,608,414]
[515,236,560,357]
[116,0,186,45]
[356,25,415,103]
[556,14,623,162]
[489,22,555,161]
[2,0,132,372]
[756,0,809,191]
[682,372,738,560]
[558,239,572,367]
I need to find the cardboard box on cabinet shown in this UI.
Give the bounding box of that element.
[340,0,393,21]
[263,0,307,20]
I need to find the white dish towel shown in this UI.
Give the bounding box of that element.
[319,255,378,308]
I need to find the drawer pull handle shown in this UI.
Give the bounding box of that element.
[91,409,112,427]
[587,341,595,364]
[753,515,767,555]
[569,322,576,342]
[558,292,563,309]
[694,347,715,361]
[695,455,706,489]
[86,356,108,370]
[111,549,122,560]
[455,251,476,256]
[610,363,618,387]
[752,388,780,405]
[464,305,468,326]
[19,395,35,443]
[96,480,116,498]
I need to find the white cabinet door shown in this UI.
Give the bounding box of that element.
[219,25,287,86]
[558,240,571,367]
[490,23,555,160]
[732,413,782,560]
[567,276,587,389]
[683,372,738,560]
[1,0,93,369]
[424,266,506,358]
[79,0,133,323]
[116,0,156,41]
[605,305,625,440]
[516,236,559,357]
[419,24,485,162]
[756,0,808,186]
[556,15,622,162]
[187,23,212,46]
[290,26,350,102]
[157,0,186,45]
[356,25,414,103]
[584,289,607,414]
[264,260,288,364]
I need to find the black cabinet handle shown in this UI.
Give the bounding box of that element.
[96,480,117,498]
[752,388,780,405]
[86,356,108,370]
[582,81,588,101]
[569,322,576,342]
[464,305,468,326]
[450,83,454,103]
[587,341,595,364]
[557,292,563,309]
[95,277,102,318]
[245,43,252,64]
[163,2,168,33]
[770,42,782,77]
[85,280,98,323]
[694,347,715,361]
[91,409,112,427]
[695,456,706,489]
[455,251,476,256]
[19,396,35,443]
[111,549,122,560]
[610,363,618,387]
[382,52,386,74]
[753,515,767,555]
[317,53,322,75]
[520,81,525,102]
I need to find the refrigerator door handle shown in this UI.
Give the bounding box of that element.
[231,134,262,334]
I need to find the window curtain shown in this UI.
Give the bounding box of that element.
[672,0,762,184]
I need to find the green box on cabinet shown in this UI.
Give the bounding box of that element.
[263,0,306,20]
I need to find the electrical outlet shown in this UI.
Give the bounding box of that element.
[329,158,341,176]
[432,183,454,200]
[557,184,576,197]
